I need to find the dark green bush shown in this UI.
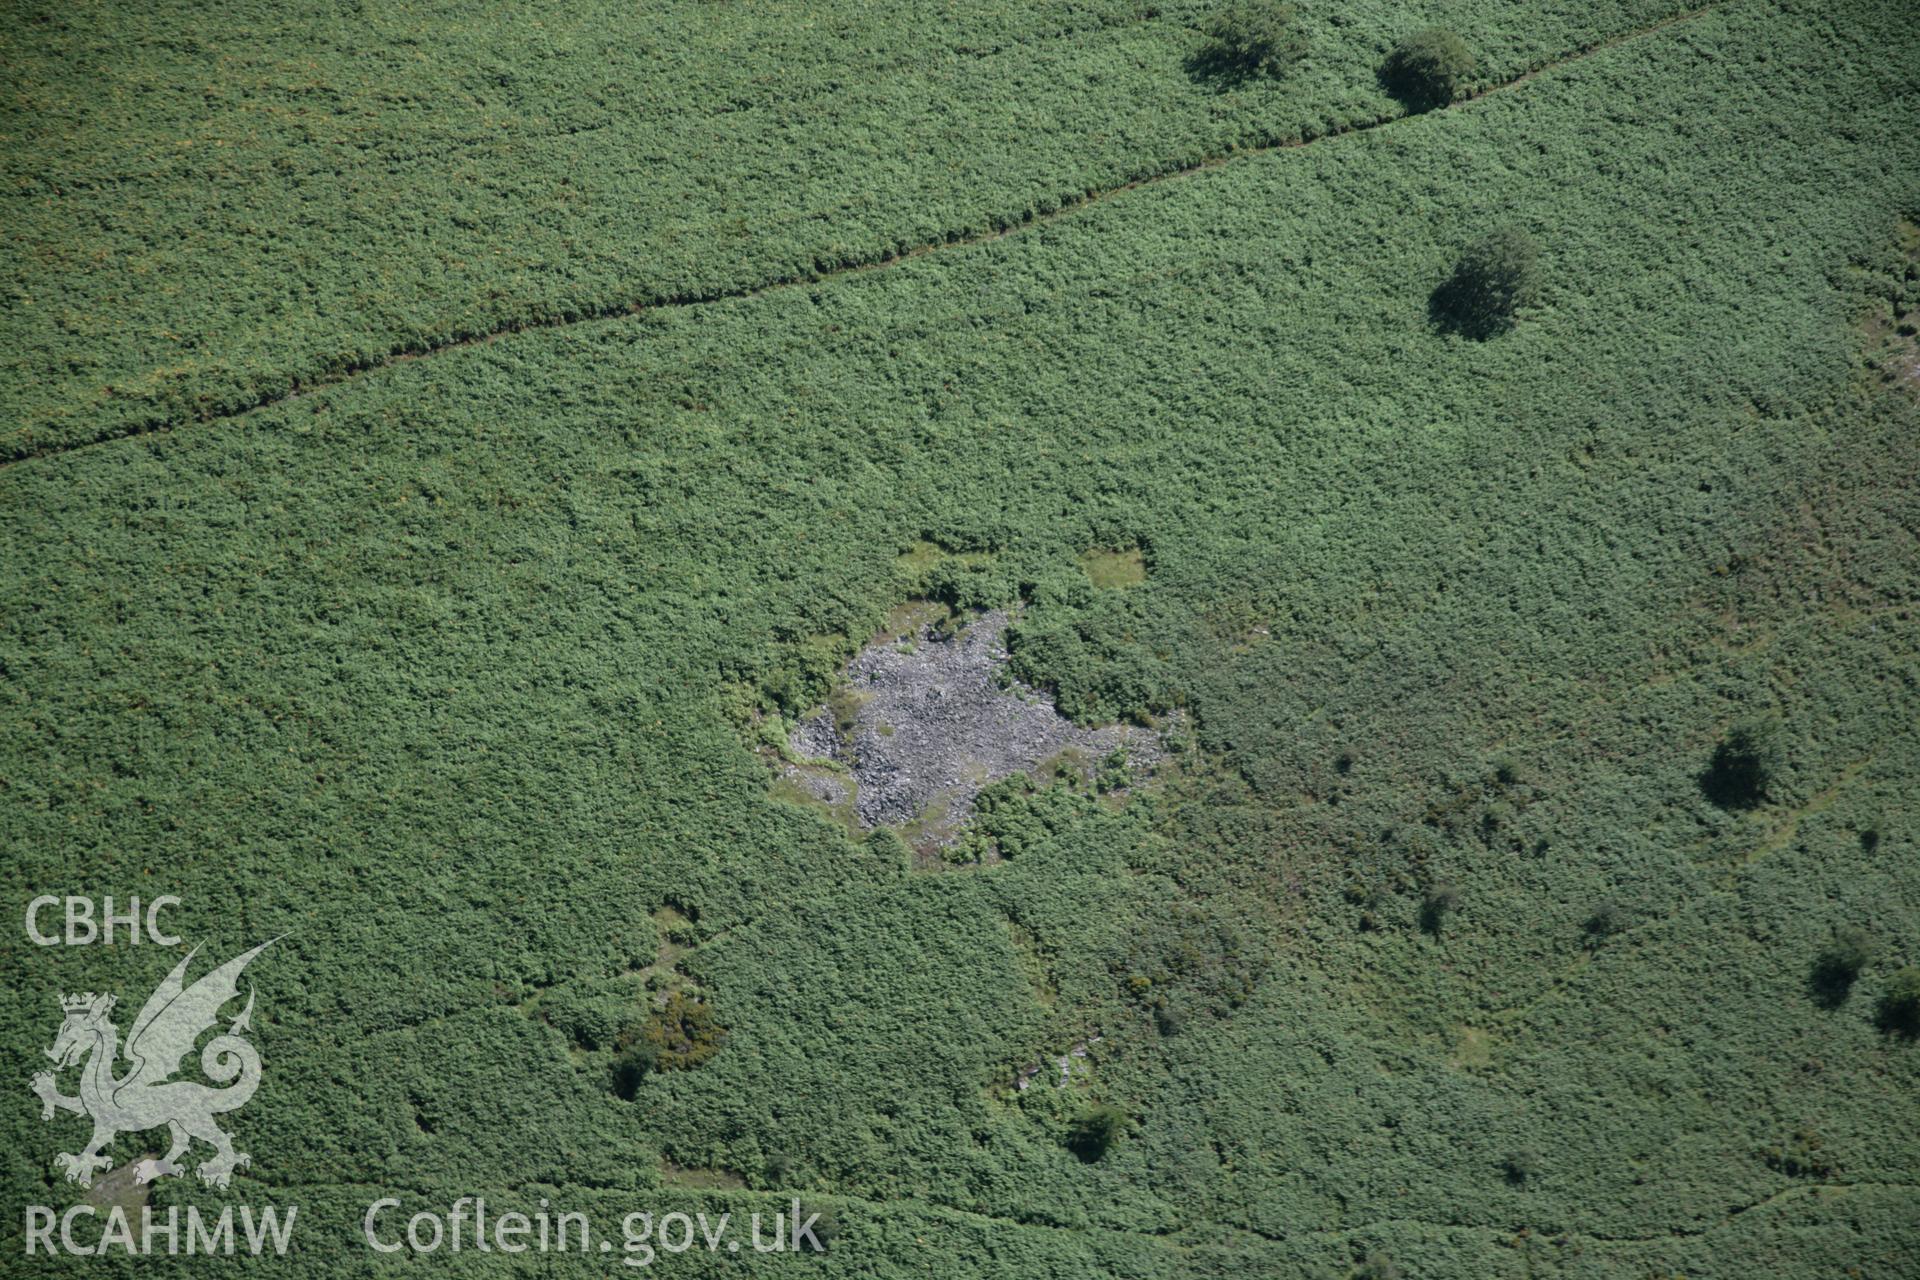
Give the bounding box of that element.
[925,559,1017,612]
[1381,28,1475,110]
[1431,227,1540,339]
[1810,926,1876,1006]
[1066,1104,1128,1162]
[1584,898,1628,946]
[1419,882,1460,935]
[865,825,912,866]
[610,1040,657,1100]
[1196,3,1309,81]
[960,773,1092,861]
[1761,1127,1835,1178]
[1005,592,1177,725]
[1502,1148,1542,1185]
[1701,716,1783,810]
[611,991,727,1097]
[1878,967,1920,1037]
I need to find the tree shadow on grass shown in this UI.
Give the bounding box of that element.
[1699,718,1781,810]
[1377,64,1451,114]
[1807,960,1858,1011]
[1879,1007,1920,1041]
[1427,276,1510,341]
[1877,972,1920,1039]
[1698,748,1768,809]
[1184,44,1263,90]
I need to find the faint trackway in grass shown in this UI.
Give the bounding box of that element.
[1473,752,1875,1035]
[3,2,1727,472]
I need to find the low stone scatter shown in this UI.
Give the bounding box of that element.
[1015,1036,1103,1091]
[789,609,1166,844]
[777,754,852,809]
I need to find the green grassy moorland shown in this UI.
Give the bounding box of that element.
[7,0,1698,458]
[4,0,1919,1277]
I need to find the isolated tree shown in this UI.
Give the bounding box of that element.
[1810,926,1876,1006]
[1700,716,1782,810]
[1066,1104,1127,1162]
[1431,226,1540,338]
[1419,882,1460,935]
[1381,28,1476,110]
[1761,1127,1835,1179]
[610,1039,657,1100]
[1502,1148,1542,1185]
[1197,3,1309,80]
[610,992,727,1097]
[1584,898,1628,947]
[1878,967,1920,1037]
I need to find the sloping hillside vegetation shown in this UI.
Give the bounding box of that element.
[7,0,1699,458]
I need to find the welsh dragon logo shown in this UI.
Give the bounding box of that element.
[30,941,273,1191]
